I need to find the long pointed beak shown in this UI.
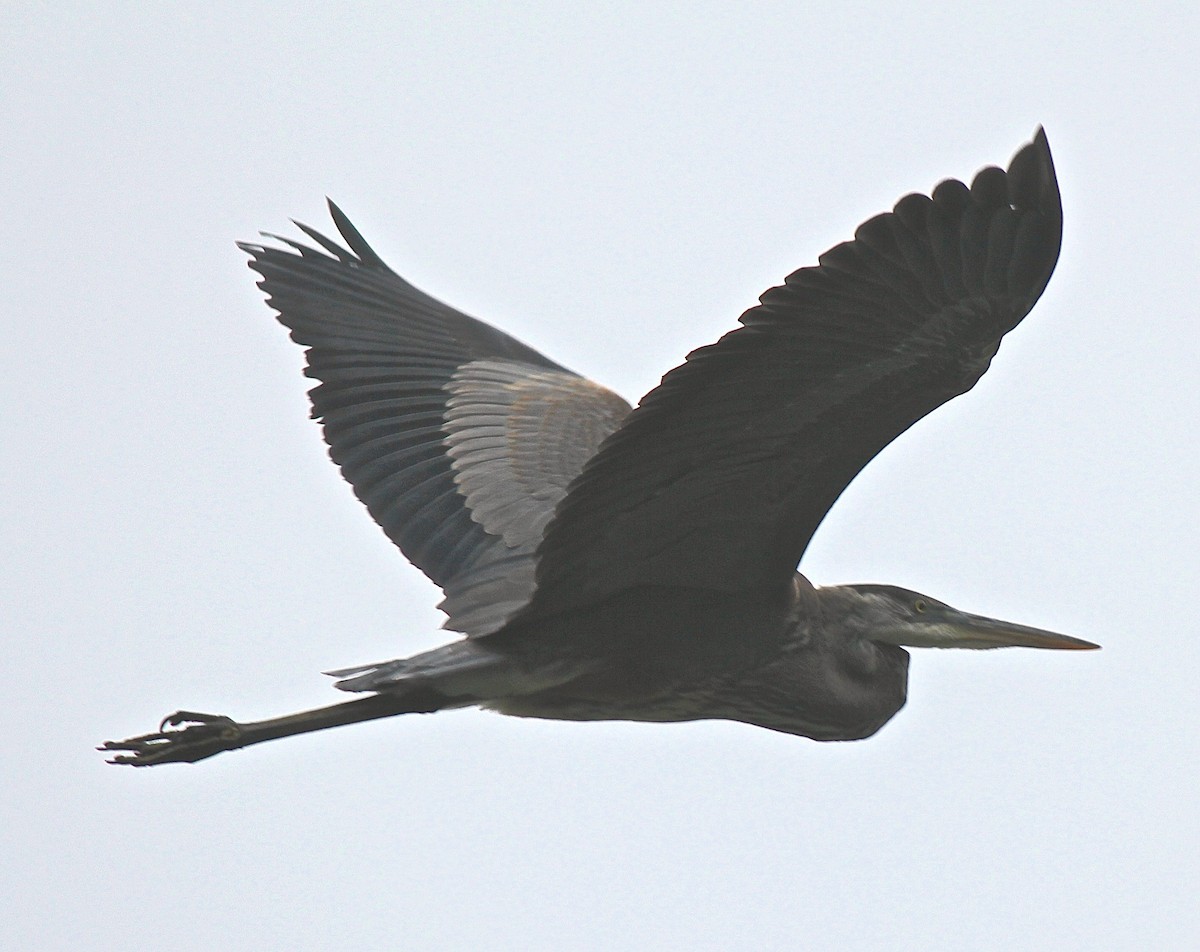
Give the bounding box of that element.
[924,611,1100,651]
[892,612,1099,648]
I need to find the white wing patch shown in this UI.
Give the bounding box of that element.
[444,359,631,549]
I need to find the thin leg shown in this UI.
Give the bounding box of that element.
[99,689,446,767]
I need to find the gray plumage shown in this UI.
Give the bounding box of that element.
[102,129,1097,767]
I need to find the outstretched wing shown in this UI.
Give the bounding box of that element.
[239,203,631,635]
[525,130,1062,618]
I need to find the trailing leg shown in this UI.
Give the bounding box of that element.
[100,688,449,766]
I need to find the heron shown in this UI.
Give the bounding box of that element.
[102,128,1097,767]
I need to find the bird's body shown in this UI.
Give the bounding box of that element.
[487,578,911,742]
[339,577,908,741]
[103,129,1097,767]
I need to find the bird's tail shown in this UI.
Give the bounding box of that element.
[326,639,569,706]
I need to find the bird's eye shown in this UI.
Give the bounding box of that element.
[913,599,928,614]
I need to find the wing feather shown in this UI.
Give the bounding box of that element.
[240,204,631,634]
[524,131,1062,618]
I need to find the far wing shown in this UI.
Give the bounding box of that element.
[240,204,630,635]
[525,130,1062,618]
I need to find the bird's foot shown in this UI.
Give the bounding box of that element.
[99,711,243,766]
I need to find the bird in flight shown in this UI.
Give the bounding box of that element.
[102,129,1097,766]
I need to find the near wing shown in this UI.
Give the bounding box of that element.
[239,203,631,636]
[525,130,1062,618]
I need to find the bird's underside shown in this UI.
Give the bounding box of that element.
[102,129,1098,767]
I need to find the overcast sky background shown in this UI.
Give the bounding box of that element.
[5,5,1198,950]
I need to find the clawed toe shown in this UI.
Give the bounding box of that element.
[99,712,244,766]
[157,710,235,732]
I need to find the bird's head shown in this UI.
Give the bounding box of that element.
[828,584,1100,651]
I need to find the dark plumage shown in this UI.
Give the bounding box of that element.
[102,129,1097,767]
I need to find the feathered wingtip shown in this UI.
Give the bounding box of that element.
[1007,127,1061,222]
[325,198,390,270]
[235,199,392,274]
[1002,127,1063,308]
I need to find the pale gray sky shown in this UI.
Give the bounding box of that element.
[5,4,1199,950]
